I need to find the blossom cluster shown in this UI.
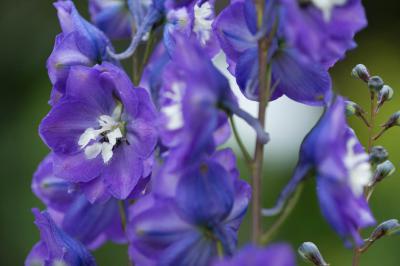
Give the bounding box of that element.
[25,0,398,266]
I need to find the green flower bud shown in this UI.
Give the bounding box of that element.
[374,160,395,183]
[368,76,384,93]
[345,101,364,117]
[378,85,394,102]
[351,64,370,82]
[298,242,329,266]
[369,146,389,165]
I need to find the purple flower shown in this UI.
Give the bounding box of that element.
[164,0,219,57]
[282,0,367,68]
[89,0,135,40]
[128,149,251,266]
[212,244,296,266]
[39,63,157,201]
[213,0,332,104]
[264,97,375,246]
[32,153,125,249]
[159,35,268,163]
[48,0,117,104]
[25,209,97,266]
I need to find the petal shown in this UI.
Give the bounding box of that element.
[53,152,104,183]
[271,49,332,106]
[32,153,77,212]
[102,145,144,199]
[176,161,235,225]
[31,208,97,265]
[39,100,100,154]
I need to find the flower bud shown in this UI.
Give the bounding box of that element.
[298,242,329,266]
[374,160,395,183]
[382,111,400,128]
[369,146,389,165]
[345,101,364,117]
[369,219,400,241]
[378,85,394,103]
[351,64,370,82]
[368,76,384,93]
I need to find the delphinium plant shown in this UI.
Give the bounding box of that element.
[25,0,400,266]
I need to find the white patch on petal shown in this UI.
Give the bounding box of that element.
[311,0,347,21]
[344,136,372,196]
[161,82,186,130]
[101,142,114,163]
[193,2,214,45]
[167,8,190,30]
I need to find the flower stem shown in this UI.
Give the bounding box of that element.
[251,2,271,242]
[259,184,303,244]
[118,200,127,232]
[353,92,378,266]
[229,116,253,169]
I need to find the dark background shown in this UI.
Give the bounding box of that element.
[1,0,400,265]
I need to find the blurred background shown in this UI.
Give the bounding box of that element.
[1,0,400,265]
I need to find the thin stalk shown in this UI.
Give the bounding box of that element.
[373,126,388,141]
[229,116,253,169]
[118,201,127,232]
[137,30,156,83]
[259,184,303,244]
[251,46,271,243]
[353,92,377,266]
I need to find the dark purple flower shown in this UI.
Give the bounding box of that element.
[159,35,268,164]
[25,209,97,266]
[89,0,135,40]
[264,97,375,246]
[213,0,332,104]
[128,149,251,266]
[39,63,157,201]
[48,0,117,104]
[32,153,125,249]
[164,0,219,57]
[212,244,296,266]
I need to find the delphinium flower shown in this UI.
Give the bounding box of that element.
[213,0,365,103]
[88,0,135,40]
[212,244,296,266]
[32,153,125,249]
[25,209,97,266]
[263,96,375,246]
[47,0,117,104]
[128,148,251,266]
[164,0,219,57]
[39,63,158,201]
[159,35,268,165]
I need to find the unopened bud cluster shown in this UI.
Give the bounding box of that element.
[298,242,329,266]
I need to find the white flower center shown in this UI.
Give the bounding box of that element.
[311,0,347,21]
[343,136,372,196]
[193,2,213,45]
[78,103,125,164]
[161,82,186,131]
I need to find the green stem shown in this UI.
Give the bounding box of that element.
[229,116,253,169]
[259,184,303,244]
[137,30,156,84]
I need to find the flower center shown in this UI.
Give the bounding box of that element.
[193,2,213,45]
[344,136,372,196]
[78,103,126,164]
[161,82,186,131]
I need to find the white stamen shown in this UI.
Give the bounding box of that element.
[193,2,213,45]
[344,136,372,196]
[84,143,103,160]
[78,104,125,164]
[311,0,347,21]
[167,8,189,30]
